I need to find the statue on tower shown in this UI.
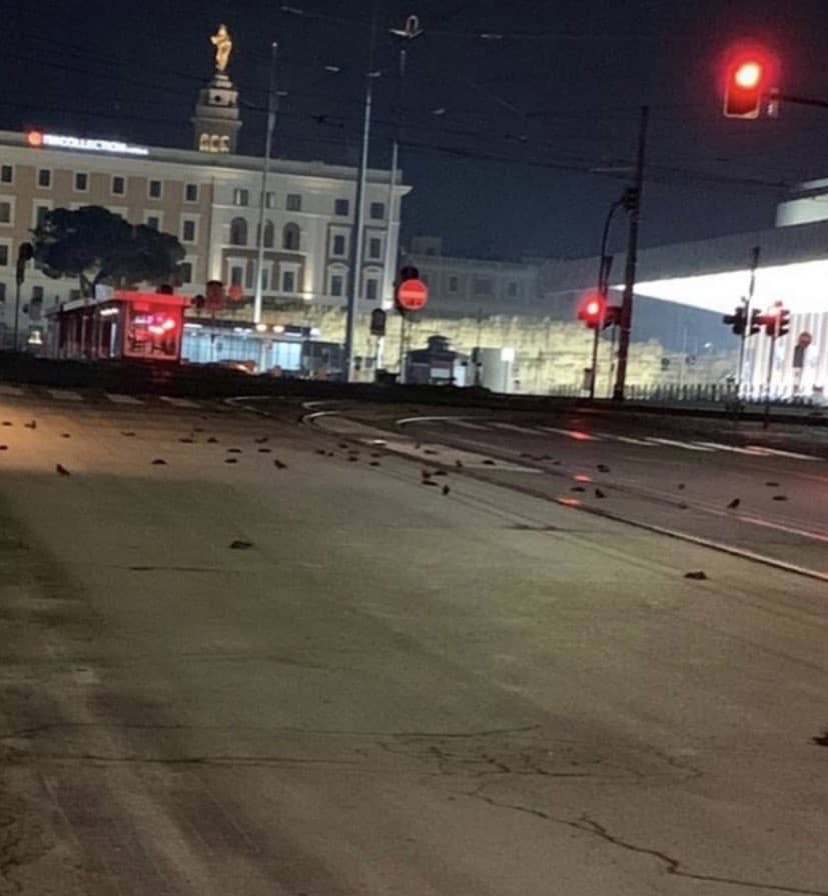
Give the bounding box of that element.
[210,24,233,73]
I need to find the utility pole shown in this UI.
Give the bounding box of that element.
[253,41,279,327]
[613,104,649,401]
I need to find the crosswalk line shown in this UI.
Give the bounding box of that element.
[536,426,601,441]
[645,438,714,452]
[489,422,544,435]
[745,445,820,461]
[47,389,83,401]
[695,441,767,456]
[0,385,24,397]
[106,393,144,405]
[159,396,201,409]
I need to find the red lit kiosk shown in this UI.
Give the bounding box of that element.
[47,288,190,363]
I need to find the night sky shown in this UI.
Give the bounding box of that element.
[5,0,828,261]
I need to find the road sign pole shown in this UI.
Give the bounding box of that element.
[763,322,778,430]
[737,246,760,398]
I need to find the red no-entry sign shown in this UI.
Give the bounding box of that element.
[395,278,429,312]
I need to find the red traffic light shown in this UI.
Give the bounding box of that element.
[577,293,605,329]
[722,45,777,119]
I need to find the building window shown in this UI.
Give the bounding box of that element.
[0,165,12,184]
[448,276,459,293]
[146,215,160,230]
[245,260,255,289]
[365,277,379,300]
[335,198,349,216]
[34,205,50,229]
[507,281,521,298]
[282,222,300,251]
[182,219,197,242]
[37,169,51,189]
[369,201,385,220]
[185,183,198,202]
[263,220,275,248]
[229,216,247,246]
[332,234,346,256]
[0,201,12,224]
[330,274,344,296]
[473,277,493,295]
[282,269,296,293]
[233,188,249,206]
[230,265,244,287]
[368,237,382,259]
[286,193,302,211]
[148,179,162,199]
[0,245,8,266]
[112,175,125,195]
[178,262,192,284]
[265,192,276,208]
[74,172,88,192]
[0,283,5,302]
[260,267,269,291]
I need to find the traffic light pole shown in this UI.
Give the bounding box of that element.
[737,246,760,399]
[763,319,779,430]
[613,105,649,401]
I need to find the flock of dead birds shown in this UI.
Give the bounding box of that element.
[0,417,792,579]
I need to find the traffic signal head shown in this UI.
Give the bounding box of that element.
[398,265,419,282]
[577,293,605,329]
[749,308,762,335]
[778,306,790,337]
[724,57,765,118]
[722,306,747,335]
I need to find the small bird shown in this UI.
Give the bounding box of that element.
[348,456,358,462]
[254,437,269,444]
[442,484,450,496]
[433,470,448,477]
[455,460,463,469]
[224,458,238,464]
[55,463,70,476]
[594,488,606,499]
[552,460,562,466]
[179,437,194,444]
[2,421,12,427]
[677,483,686,490]
[315,448,327,455]
[24,420,36,430]
[61,433,71,439]
[422,479,438,487]
[0,445,7,450]
[424,448,438,456]
[772,494,788,501]
[812,730,828,747]
[481,459,496,466]
[274,459,287,469]
[258,448,272,453]
[765,481,780,488]
[227,448,242,454]
[327,451,336,457]
[229,540,253,550]
[122,431,136,437]
[678,502,688,510]
[596,464,610,473]
[338,442,349,449]
[370,461,380,467]
[207,437,219,444]
[193,427,205,433]
[151,458,167,465]
[684,570,708,581]
[571,485,585,493]
[421,470,432,481]
[726,498,740,510]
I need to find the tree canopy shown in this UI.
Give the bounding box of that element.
[32,206,185,297]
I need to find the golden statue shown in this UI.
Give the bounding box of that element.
[211,24,233,73]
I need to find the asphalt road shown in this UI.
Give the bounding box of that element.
[1,387,828,895]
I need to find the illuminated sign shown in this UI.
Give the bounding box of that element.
[26,130,149,157]
[198,132,231,153]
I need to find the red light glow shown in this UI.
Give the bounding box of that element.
[734,61,762,89]
[585,300,601,316]
[27,130,43,147]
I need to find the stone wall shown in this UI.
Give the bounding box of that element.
[259,306,736,395]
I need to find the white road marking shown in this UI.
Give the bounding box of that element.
[106,393,143,405]
[0,385,24,397]
[645,438,714,452]
[597,433,655,445]
[695,442,767,456]
[47,389,83,401]
[536,426,600,441]
[488,422,543,435]
[446,419,491,431]
[380,439,541,472]
[159,396,201,409]
[745,445,820,461]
